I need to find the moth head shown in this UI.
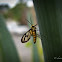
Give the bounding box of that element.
[31,25,36,31]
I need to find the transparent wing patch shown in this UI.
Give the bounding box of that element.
[21,30,31,43]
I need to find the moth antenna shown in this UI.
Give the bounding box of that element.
[30,16,33,25]
[34,24,37,26]
[26,19,32,25]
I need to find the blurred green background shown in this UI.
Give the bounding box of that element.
[0,0,44,62]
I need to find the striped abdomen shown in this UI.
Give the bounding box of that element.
[32,30,36,43]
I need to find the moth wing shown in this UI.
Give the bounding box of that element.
[21,30,31,43]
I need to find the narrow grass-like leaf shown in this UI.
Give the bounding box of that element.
[33,0,62,62]
[0,14,20,62]
[27,12,40,62]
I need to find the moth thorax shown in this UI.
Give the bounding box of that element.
[31,25,36,31]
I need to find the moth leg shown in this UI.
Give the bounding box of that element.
[36,34,41,39]
[36,29,39,31]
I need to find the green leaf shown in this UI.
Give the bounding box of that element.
[0,14,20,62]
[33,0,62,62]
[27,12,40,62]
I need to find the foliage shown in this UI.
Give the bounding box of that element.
[33,0,62,62]
[0,14,20,62]
[4,3,27,21]
[26,12,44,62]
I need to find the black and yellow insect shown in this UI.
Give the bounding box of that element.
[21,18,40,44]
[21,24,37,44]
